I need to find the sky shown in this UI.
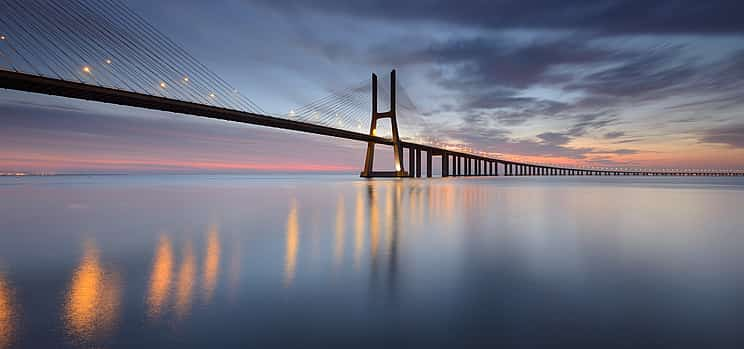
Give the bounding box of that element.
[2,0,744,173]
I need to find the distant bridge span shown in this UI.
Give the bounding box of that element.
[0,0,740,177]
[2,69,741,178]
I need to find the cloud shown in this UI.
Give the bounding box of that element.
[250,0,744,35]
[700,124,744,148]
[537,132,572,146]
[593,149,640,155]
[604,131,625,139]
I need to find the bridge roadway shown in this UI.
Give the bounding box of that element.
[2,70,742,178]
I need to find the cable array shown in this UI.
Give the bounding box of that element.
[0,0,263,113]
[0,0,432,138]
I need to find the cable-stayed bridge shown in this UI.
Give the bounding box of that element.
[0,0,741,177]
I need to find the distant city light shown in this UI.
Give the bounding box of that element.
[159,82,167,88]
[105,59,112,64]
[82,66,91,73]
[209,93,216,98]
[183,76,189,82]
[0,35,6,40]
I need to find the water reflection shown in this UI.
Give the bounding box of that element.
[147,235,173,319]
[354,189,365,269]
[369,185,380,260]
[64,240,121,343]
[0,272,15,349]
[284,200,299,287]
[365,182,401,299]
[334,194,345,267]
[175,241,196,319]
[202,226,221,302]
[228,236,242,299]
[2,175,744,347]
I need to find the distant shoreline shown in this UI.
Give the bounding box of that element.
[0,173,129,177]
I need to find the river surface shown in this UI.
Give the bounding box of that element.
[1,175,743,348]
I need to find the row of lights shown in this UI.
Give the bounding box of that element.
[80,61,218,99]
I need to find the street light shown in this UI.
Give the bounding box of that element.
[82,66,91,73]
[159,82,167,89]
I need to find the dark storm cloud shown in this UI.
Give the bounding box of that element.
[564,48,701,100]
[700,124,744,148]
[404,37,615,90]
[250,0,744,35]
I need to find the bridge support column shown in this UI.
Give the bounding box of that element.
[415,148,421,177]
[442,153,449,177]
[408,147,415,177]
[427,151,432,178]
[361,70,407,178]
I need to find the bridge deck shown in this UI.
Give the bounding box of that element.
[1,70,741,177]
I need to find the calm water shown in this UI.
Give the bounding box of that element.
[1,175,744,348]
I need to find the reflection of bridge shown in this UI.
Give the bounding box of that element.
[0,0,741,177]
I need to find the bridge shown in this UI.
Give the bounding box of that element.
[0,0,741,178]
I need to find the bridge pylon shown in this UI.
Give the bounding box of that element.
[360,70,407,178]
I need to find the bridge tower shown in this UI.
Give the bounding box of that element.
[360,70,407,177]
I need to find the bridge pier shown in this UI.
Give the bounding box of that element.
[361,70,407,178]
[427,151,433,178]
[408,147,415,177]
[415,148,422,177]
[442,153,449,177]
